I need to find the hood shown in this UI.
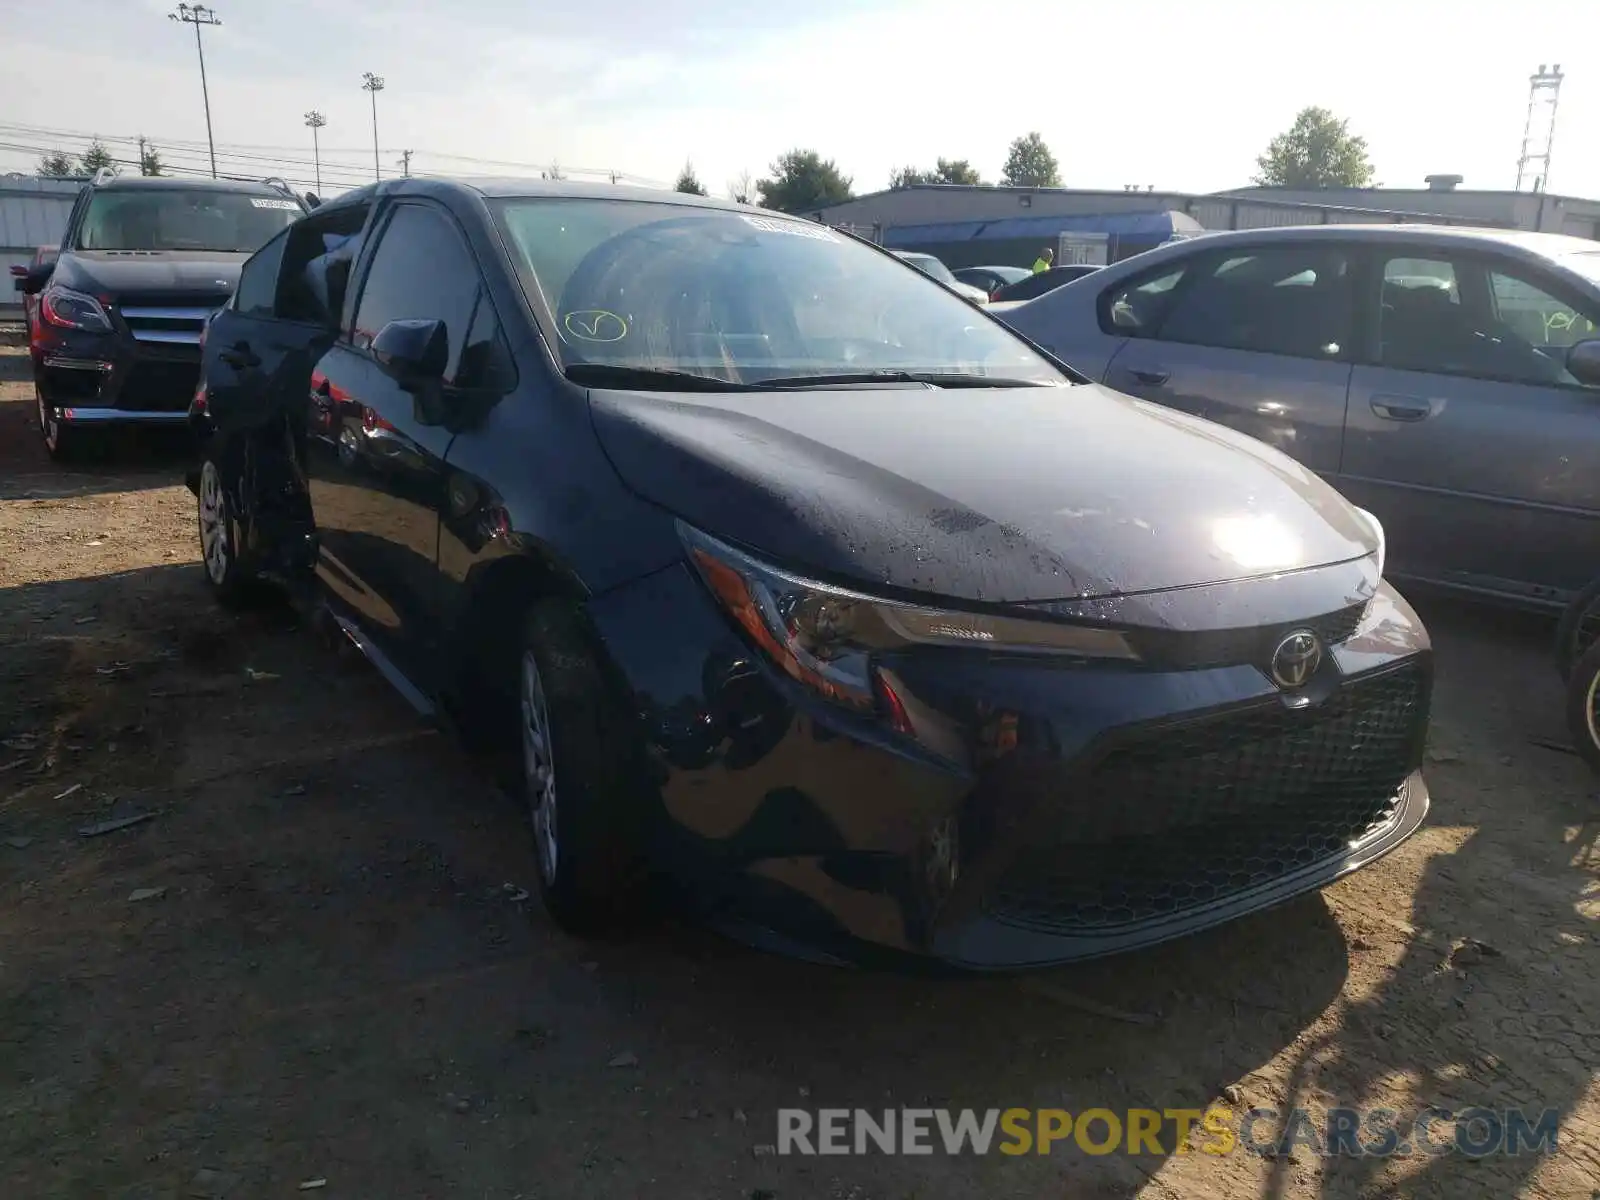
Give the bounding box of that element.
[588,382,1375,605]
[52,250,246,299]
[947,280,989,305]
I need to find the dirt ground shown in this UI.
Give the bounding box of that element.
[0,332,1595,1200]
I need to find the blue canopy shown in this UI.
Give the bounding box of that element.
[883,208,1201,247]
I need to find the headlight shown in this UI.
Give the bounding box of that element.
[1353,506,1386,578]
[680,523,1137,715]
[40,285,113,333]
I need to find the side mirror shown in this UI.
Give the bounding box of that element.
[304,192,321,209]
[1569,339,1600,388]
[373,318,448,385]
[19,263,54,296]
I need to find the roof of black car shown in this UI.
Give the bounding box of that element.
[97,176,286,193]
[327,176,754,214]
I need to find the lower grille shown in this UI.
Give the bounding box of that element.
[986,664,1425,934]
[119,360,201,411]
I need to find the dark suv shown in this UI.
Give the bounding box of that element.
[16,172,305,459]
[189,178,1431,970]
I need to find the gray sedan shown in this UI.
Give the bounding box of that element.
[998,224,1600,611]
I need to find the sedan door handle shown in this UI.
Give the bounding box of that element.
[1128,368,1171,386]
[1370,394,1433,422]
[219,343,261,370]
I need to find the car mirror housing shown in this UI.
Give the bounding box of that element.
[373,318,449,385]
[19,263,54,296]
[1569,338,1600,388]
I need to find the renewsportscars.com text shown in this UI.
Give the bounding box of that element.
[775,1106,1560,1159]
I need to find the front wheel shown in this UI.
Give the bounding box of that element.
[1564,638,1600,775]
[36,387,79,462]
[1553,577,1600,681]
[196,451,258,607]
[518,599,647,935]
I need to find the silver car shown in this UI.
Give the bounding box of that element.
[999,225,1600,611]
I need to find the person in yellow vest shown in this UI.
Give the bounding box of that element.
[1031,246,1055,274]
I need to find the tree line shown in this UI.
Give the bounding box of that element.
[677,107,1375,213]
[37,137,164,178]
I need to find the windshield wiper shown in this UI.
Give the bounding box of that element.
[563,363,760,392]
[752,370,1052,389]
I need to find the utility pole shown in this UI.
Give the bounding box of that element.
[398,149,412,177]
[304,110,326,194]
[361,72,385,182]
[169,4,222,179]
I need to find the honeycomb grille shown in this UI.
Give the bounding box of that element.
[986,664,1425,933]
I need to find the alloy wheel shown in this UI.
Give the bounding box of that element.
[521,648,559,882]
[198,460,230,586]
[36,387,59,452]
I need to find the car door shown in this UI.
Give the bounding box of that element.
[202,226,335,438]
[305,200,486,681]
[1340,247,1600,605]
[1101,242,1357,479]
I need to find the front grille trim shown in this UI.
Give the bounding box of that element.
[984,661,1426,936]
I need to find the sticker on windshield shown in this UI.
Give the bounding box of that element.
[250,198,300,210]
[740,214,839,243]
[563,310,629,342]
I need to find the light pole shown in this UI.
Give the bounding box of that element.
[361,72,385,182]
[169,4,222,178]
[304,110,326,194]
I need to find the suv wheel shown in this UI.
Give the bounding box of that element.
[518,599,645,935]
[36,387,77,462]
[1565,637,1600,775]
[197,451,257,607]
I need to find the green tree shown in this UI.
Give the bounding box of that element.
[756,149,853,214]
[138,139,164,177]
[1253,106,1374,188]
[79,138,118,176]
[1000,132,1060,188]
[37,151,76,176]
[890,157,984,189]
[674,160,708,196]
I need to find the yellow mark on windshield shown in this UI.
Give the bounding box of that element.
[564,310,628,342]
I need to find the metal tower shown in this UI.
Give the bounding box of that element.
[1515,64,1564,193]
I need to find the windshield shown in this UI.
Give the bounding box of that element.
[76,189,301,253]
[492,199,1064,386]
[897,252,957,284]
[1564,252,1600,287]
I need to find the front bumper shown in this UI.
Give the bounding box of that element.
[33,305,212,429]
[589,560,1433,971]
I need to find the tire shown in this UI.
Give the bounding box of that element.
[36,385,79,462]
[518,598,646,935]
[196,449,258,608]
[1553,576,1600,680]
[1565,638,1600,775]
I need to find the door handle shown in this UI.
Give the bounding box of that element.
[219,343,261,370]
[1128,368,1171,386]
[1370,394,1432,422]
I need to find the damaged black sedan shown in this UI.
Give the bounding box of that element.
[189,178,1431,969]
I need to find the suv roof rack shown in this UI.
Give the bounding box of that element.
[90,167,116,187]
[261,176,295,197]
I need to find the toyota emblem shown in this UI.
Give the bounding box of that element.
[1270,629,1323,690]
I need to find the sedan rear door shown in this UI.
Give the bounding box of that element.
[1096,242,1358,479]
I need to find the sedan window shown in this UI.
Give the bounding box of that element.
[1154,246,1354,360]
[1377,254,1593,387]
[491,198,1063,387]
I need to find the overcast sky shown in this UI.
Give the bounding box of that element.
[1,0,1597,201]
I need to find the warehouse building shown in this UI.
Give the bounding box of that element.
[812,177,1600,269]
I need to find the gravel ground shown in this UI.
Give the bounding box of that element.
[0,336,1596,1199]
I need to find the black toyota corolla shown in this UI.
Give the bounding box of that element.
[189,178,1431,970]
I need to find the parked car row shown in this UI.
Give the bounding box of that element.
[178,178,1429,971]
[996,225,1600,612]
